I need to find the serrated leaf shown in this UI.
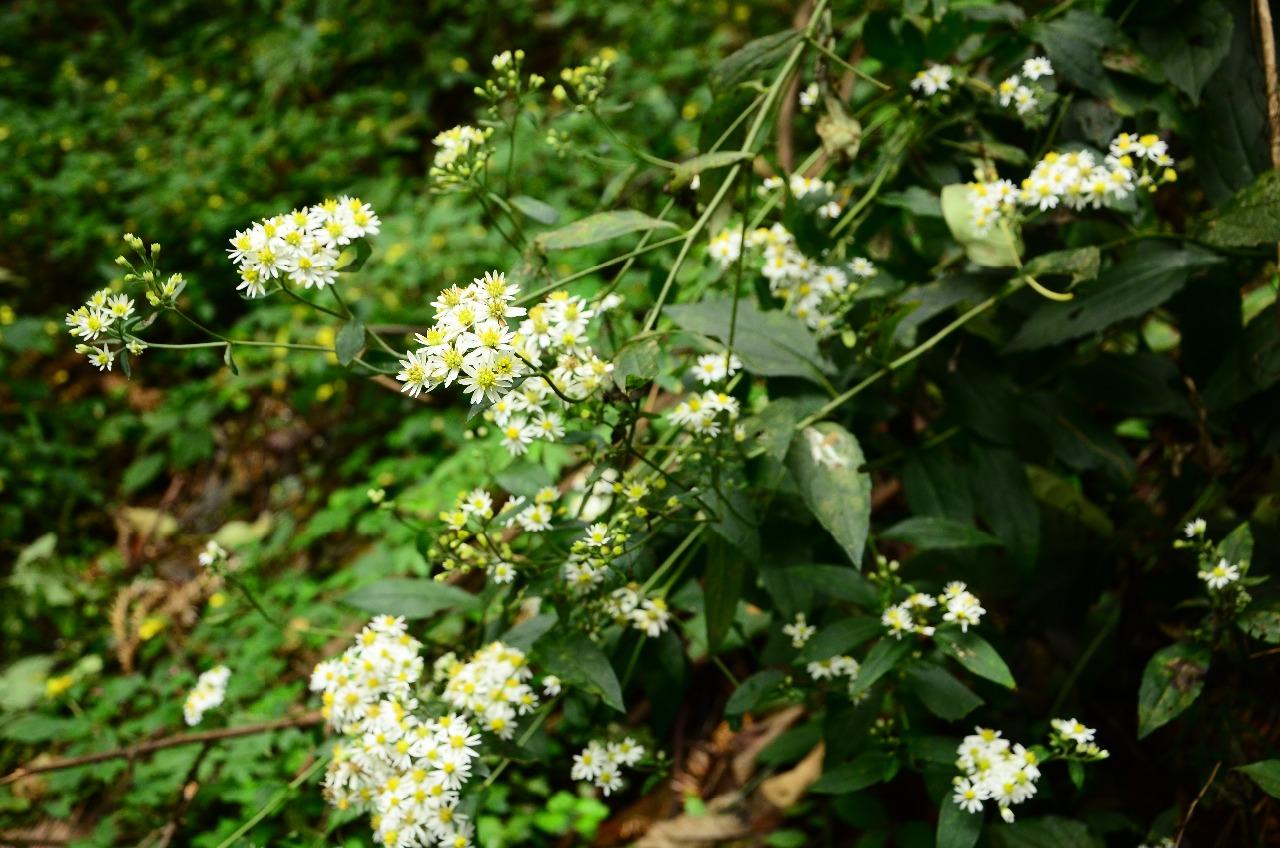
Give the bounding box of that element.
[672,151,754,186]
[725,669,786,717]
[536,210,678,251]
[510,195,560,225]
[335,319,365,366]
[811,751,895,794]
[710,29,802,91]
[1237,760,1280,798]
[341,578,481,620]
[849,638,911,698]
[1029,10,1122,96]
[1138,0,1232,105]
[940,184,1023,267]
[666,298,835,383]
[905,663,984,720]
[933,630,1016,689]
[936,791,983,848]
[1007,247,1224,351]
[881,516,1002,550]
[536,632,624,712]
[1136,642,1210,738]
[1198,169,1280,247]
[796,617,882,664]
[787,424,872,566]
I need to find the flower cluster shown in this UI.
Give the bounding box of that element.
[760,172,843,218]
[197,540,228,568]
[570,737,646,796]
[396,271,528,406]
[64,285,145,371]
[311,619,491,848]
[183,665,231,727]
[440,641,538,740]
[708,223,877,338]
[689,352,743,386]
[882,583,986,640]
[1049,717,1109,759]
[226,198,378,297]
[667,390,742,438]
[555,51,614,106]
[783,613,816,648]
[806,654,861,692]
[951,727,1043,822]
[430,125,494,191]
[910,64,953,96]
[603,584,673,637]
[1176,517,1248,594]
[995,56,1054,116]
[966,132,1177,234]
[476,50,546,113]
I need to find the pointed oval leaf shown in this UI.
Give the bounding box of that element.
[933,630,1016,689]
[536,631,625,712]
[1137,642,1210,738]
[536,210,678,251]
[336,319,366,366]
[796,617,882,664]
[510,195,560,226]
[1237,760,1280,798]
[341,578,481,620]
[786,423,872,566]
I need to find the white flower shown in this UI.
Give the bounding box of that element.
[910,64,953,96]
[542,675,562,697]
[691,352,743,385]
[1199,558,1240,590]
[783,613,816,648]
[1183,518,1206,538]
[184,666,231,726]
[1021,56,1054,80]
[799,82,819,110]
[197,540,228,568]
[805,427,848,469]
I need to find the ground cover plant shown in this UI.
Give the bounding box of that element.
[3,0,1280,846]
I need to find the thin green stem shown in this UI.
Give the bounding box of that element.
[211,755,329,848]
[280,285,345,319]
[806,38,890,90]
[641,525,706,594]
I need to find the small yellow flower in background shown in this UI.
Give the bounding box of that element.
[45,675,74,699]
[208,592,227,609]
[138,616,166,641]
[451,57,470,73]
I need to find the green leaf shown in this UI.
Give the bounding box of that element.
[988,816,1101,848]
[1023,247,1101,286]
[972,446,1040,570]
[341,578,481,620]
[811,751,895,794]
[509,195,560,225]
[611,334,663,390]
[796,617,882,664]
[1138,0,1232,105]
[120,453,167,495]
[881,516,1002,550]
[1068,759,1086,790]
[1218,521,1253,567]
[536,210,678,251]
[335,319,366,366]
[940,184,1023,267]
[705,534,744,654]
[338,238,373,272]
[1239,610,1280,644]
[904,663,984,720]
[1136,642,1210,738]
[710,29,802,91]
[0,655,55,711]
[1237,760,1280,798]
[849,638,911,698]
[761,564,880,616]
[1029,10,1122,96]
[536,632,625,712]
[936,794,983,848]
[672,151,754,186]
[500,614,558,652]
[933,630,1016,689]
[725,669,786,717]
[1198,169,1280,247]
[223,343,238,375]
[786,423,872,566]
[666,298,835,383]
[1007,246,1225,351]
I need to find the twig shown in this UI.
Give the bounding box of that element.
[1256,0,1280,264]
[1174,761,1221,848]
[151,742,213,848]
[0,712,323,786]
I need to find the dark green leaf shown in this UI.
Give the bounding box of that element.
[1029,10,1122,96]
[1239,610,1280,644]
[725,669,786,717]
[940,184,1022,267]
[936,794,983,848]
[120,454,167,494]
[710,29,802,91]
[335,319,366,366]
[1023,247,1100,286]
[904,663,984,720]
[811,751,895,794]
[1198,169,1280,247]
[796,617,882,664]
[972,446,1040,569]
[988,816,1102,848]
[786,423,872,566]
[500,614,558,652]
[1218,521,1253,567]
[341,578,481,620]
[223,343,238,375]
[1237,760,1280,798]
[1137,642,1210,738]
[666,298,835,382]
[536,210,678,251]
[761,564,880,616]
[510,195,560,225]
[1068,759,1086,790]
[849,639,911,698]
[705,534,744,654]
[881,516,1002,550]
[933,630,1016,689]
[1007,246,1224,351]
[338,239,373,273]
[611,334,663,390]
[1138,0,1232,104]
[537,632,625,712]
